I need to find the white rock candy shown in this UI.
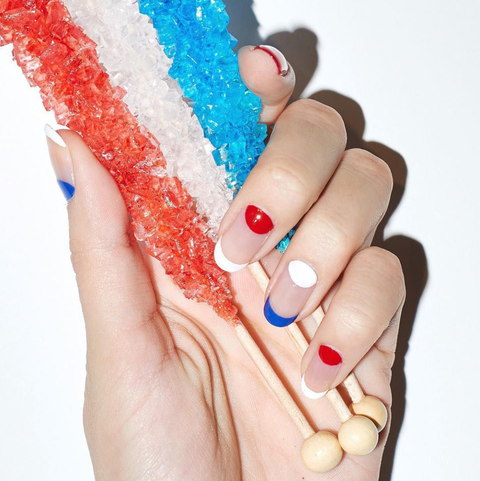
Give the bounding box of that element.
[63,0,232,232]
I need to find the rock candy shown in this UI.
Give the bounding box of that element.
[0,0,238,322]
[138,0,267,193]
[137,0,294,252]
[62,0,232,232]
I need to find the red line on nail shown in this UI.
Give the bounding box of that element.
[245,205,274,235]
[254,46,285,76]
[319,345,343,366]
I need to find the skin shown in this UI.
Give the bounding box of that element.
[46,47,405,480]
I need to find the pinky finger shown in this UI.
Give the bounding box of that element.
[300,247,406,399]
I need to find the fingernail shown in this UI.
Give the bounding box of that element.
[254,45,290,76]
[264,260,317,327]
[45,124,75,202]
[215,205,274,272]
[302,345,343,399]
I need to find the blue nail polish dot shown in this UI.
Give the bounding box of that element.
[264,297,298,328]
[57,180,75,202]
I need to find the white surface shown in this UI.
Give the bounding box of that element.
[0,1,479,479]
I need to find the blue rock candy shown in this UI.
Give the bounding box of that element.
[139,0,294,252]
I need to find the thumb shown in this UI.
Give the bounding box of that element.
[44,125,170,359]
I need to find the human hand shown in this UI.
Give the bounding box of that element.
[45,45,405,480]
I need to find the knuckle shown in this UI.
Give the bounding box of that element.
[69,233,134,276]
[358,247,406,295]
[285,99,347,148]
[344,149,393,197]
[339,299,377,337]
[264,162,313,205]
[315,214,353,257]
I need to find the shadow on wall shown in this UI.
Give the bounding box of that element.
[224,1,429,479]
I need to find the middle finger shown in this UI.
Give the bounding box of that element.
[214,99,347,272]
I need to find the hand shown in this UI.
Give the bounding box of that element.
[46,46,405,480]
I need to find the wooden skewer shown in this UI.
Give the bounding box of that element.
[233,322,314,440]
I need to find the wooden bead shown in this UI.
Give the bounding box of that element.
[350,395,388,432]
[301,431,343,473]
[338,415,379,456]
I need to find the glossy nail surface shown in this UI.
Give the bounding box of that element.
[264,260,317,327]
[254,45,290,76]
[45,124,75,202]
[215,205,274,272]
[302,345,343,399]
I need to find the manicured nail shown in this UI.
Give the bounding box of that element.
[254,45,289,76]
[215,205,274,272]
[264,260,317,327]
[302,345,343,399]
[45,124,75,202]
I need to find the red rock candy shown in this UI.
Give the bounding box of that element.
[0,0,238,322]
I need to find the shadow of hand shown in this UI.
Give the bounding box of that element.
[224,1,429,478]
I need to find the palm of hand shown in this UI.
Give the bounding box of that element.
[82,242,391,481]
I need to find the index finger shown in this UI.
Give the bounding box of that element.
[238,45,296,125]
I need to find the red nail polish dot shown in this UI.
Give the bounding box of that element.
[319,345,343,366]
[245,205,274,235]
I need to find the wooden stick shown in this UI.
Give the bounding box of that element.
[233,323,315,439]
[326,389,352,423]
[343,372,365,404]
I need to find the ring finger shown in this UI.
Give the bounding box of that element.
[263,148,393,327]
[300,247,405,398]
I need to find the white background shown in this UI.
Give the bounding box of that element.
[1,1,479,479]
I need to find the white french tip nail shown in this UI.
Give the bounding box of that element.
[214,239,248,273]
[259,45,289,75]
[288,260,318,289]
[44,124,67,148]
[301,375,327,400]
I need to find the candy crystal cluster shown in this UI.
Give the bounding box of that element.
[63,0,232,231]
[137,0,294,253]
[0,0,237,321]
[138,0,267,193]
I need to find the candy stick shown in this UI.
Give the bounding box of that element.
[0,0,328,463]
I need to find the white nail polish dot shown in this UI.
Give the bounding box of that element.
[288,260,317,288]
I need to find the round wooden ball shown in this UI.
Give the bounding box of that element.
[338,415,379,456]
[350,396,388,432]
[301,431,343,473]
